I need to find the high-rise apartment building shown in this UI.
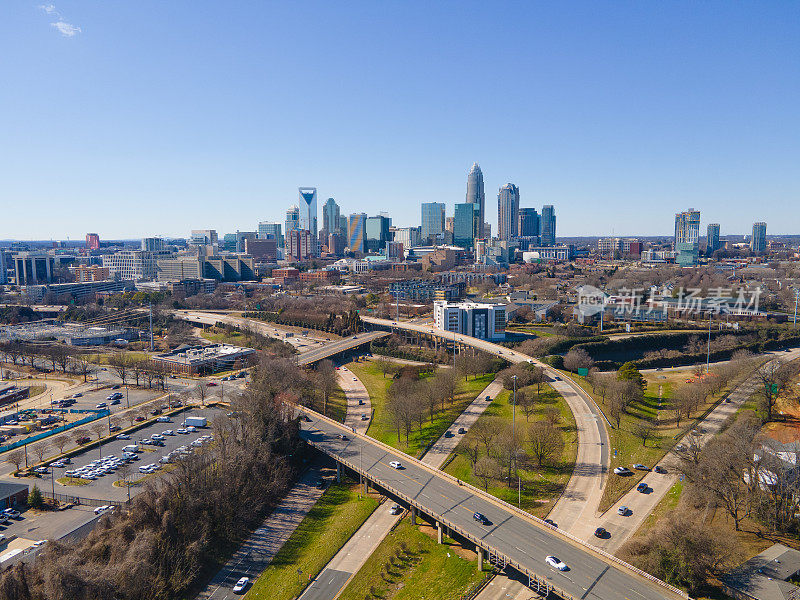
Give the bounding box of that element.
[322,198,341,235]
[674,209,701,266]
[348,213,367,254]
[366,215,391,253]
[454,202,480,249]
[141,237,165,252]
[751,222,767,253]
[466,163,485,237]
[518,208,540,238]
[288,229,314,261]
[392,227,421,249]
[540,205,557,246]
[421,202,446,242]
[298,187,318,238]
[706,223,720,255]
[285,205,300,240]
[86,233,100,251]
[102,250,163,281]
[497,184,520,241]
[258,221,283,247]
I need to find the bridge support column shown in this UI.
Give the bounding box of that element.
[437,521,443,544]
[477,547,484,571]
[411,506,417,525]
[336,462,341,483]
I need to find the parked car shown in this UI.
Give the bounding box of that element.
[458,427,466,434]
[72,393,83,398]
[613,466,632,475]
[76,436,91,444]
[633,464,650,471]
[112,385,121,390]
[594,527,607,538]
[545,556,568,571]
[206,382,218,387]
[134,416,145,422]
[636,482,648,493]
[109,426,121,432]
[389,504,402,515]
[95,402,107,409]
[617,505,629,516]
[3,509,21,519]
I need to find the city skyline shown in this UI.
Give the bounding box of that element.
[2,3,798,239]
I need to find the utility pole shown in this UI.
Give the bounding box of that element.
[794,289,799,329]
[706,311,712,373]
[149,303,154,352]
[512,375,517,478]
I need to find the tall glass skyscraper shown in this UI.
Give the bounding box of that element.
[348,213,367,254]
[258,221,283,247]
[751,222,767,253]
[285,205,300,242]
[466,163,485,237]
[454,202,480,249]
[298,187,318,237]
[674,208,701,266]
[706,223,720,255]
[322,198,340,234]
[518,208,540,238]
[421,202,445,242]
[366,215,391,252]
[540,205,556,246]
[497,184,520,241]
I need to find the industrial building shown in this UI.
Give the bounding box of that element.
[153,344,256,375]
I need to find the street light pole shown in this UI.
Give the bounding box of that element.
[512,374,517,478]
[706,311,712,374]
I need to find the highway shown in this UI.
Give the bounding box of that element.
[299,410,686,600]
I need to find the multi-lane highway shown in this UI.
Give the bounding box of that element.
[300,409,686,600]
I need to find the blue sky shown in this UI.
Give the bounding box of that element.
[1,1,798,240]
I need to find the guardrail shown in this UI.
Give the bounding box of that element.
[299,406,689,600]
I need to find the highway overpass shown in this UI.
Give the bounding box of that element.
[295,331,389,366]
[299,408,688,600]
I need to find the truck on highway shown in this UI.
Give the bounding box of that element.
[184,416,207,428]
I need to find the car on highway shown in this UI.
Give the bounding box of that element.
[594,527,607,538]
[633,464,650,471]
[95,402,107,409]
[112,385,121,390]
[654,465,667,474]
[485,396,492,402]
[352,377,357,381]
[337,434,347,440]
[457,427,466,434]
[636,482,648,493]
[444,430,454,438]
[360,414,369,421]
[232,577,250,594]
[473,512,488,525]
[545,556,568,571]
[617,505,629,516]
[72,393,83,398]
[389,461,402,469]
[94,505,113,515]
[389,504,402,515]
[613,466,632,475]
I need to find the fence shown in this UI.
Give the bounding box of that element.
[300,406,691,600]
[41,490,128,509]
[0,409,109,454]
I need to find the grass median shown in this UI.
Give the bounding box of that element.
[246,481,379,600]
[337,517,487,600]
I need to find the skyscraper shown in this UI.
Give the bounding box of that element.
[674,209,701,266]
[190,229,218,246]
[706,223,720,255]
[141,237,165,252]
[348,213,367,254]
[86,233,100,250]
[285,205,300,240]
[322,198,341,234]
[421,202,445,242]
[518,208,540,238]
[466,163,485,237]
[298,187,318,237]
[258,221,283,247]
[454,202,480,249]
[751,222,767,253]
[540,205,556,246]
[366,215,391,253]
[497,184,520,241]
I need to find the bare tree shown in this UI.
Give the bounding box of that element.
[473,456,498,491]
[542,405,561,426]
[107,351,131,386]
[471,416,504,453]
[89,421,106,442]
[5,449,24,473]
[74,354,95,383]
[633,419,656,447]
[374,357,394,378]
[527,421,564,467]
[458,439,480,468]
[195,383,209,407]
[33,442,52,463]
[315,360,337,416]
[53,435,70,454]
[563,348,595,372]
[72,428,88,445]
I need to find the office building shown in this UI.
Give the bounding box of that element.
[540,205,556,246]
[322,198,341,235]
[497,183,520,241]
[454,202,480,249]
[421,202,446,242]
[433,300,506,341]
[674,209,701,266]
[288,229,314,261]
[85,233,100,251]
[69,265,110,282]
[298,187,318,238]
[327,233,346,257]
[190,229,218,246]
[245,238,278,262]
[338,215,348,235]
[465,163,485,237]
[0,251,6,285]
[203,255,255,281]
[706,223,721,255]
[21,279,135,302]
[348,213,367,254]
[102,250,164,281]
[258,221,283,246]
[366,215,391,253]
[141,237,165,252]
[153,344,257,375]
[285,205,300,240]
[235,231,257,253]
[157,256,205,281]
[518,208,540,238]
[385,241,404,261]
[221,234,237,252]
[751,222,767,253]
[13,253,55,285]
[598,238,640,257]
[393,227,421,249]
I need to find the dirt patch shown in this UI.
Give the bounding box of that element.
[415,522,477,561]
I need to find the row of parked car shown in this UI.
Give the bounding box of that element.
[157,434,214,465]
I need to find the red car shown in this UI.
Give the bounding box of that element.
[206,382,218,387]
[76,436,91,444]
[134,416,145,422]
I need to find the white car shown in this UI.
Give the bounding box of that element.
[32,540,47,548]
[94,505,112,515]
[389,504,402,515]
[163,429,175,436]
[176,428,188,434]
[618,505,629,516]
[545,555,568,571]
[389,460,402,469]
[232,577,250,593]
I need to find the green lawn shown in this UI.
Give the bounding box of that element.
[246,482,379,600]
[348,361,495,458]
[337,517,487,600]
[444,384,578,518]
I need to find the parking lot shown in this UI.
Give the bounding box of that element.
[0,504,100,552]
[39,407,224,502]
[47,384,163,414]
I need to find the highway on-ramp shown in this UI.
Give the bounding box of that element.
[299,409,686,600]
